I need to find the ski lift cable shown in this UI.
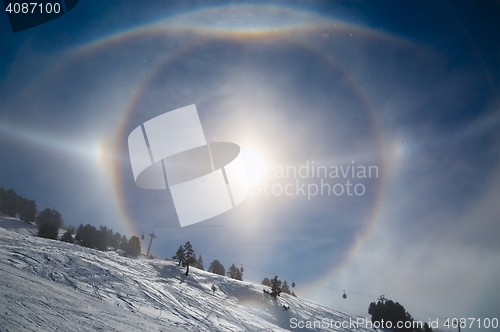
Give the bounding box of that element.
[397,303,448,320]
[201,250,447,320]
[202,251,373,298]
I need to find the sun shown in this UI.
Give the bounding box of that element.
[241,146,269,185]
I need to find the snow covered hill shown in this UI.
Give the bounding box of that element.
[0,214,374,332]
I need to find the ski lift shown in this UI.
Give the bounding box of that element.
[342,290,347,299]
[141,232,144,240]
[240,264,244,273]
[292,280,296,288]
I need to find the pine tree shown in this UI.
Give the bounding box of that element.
[196,255,205,270]
[270,276,282,298]
[36,208,63,240]
[15,196,28,219]
[173,246,185,266]
[106,228,114,249]
[183,241,194,276]
[1,188,18,217]
[190,253,198,267]
[368,296,422,332]
[120,235,128,251]
[0,187,5,207]
[261,277,271,287]
[208,260,225,276]
[227,264,243,281]
[235,266,243,281]
[227,264,237,278]
[111,232,122,250]
[66,225,75,234]
[95,226,108,251]
[75,224,84,242]
[281,280,291,295]
[61,228,74,243]
[20,200,37,222]
[368,302,377,319]
[126,236,141,256]
[79,224,97,248]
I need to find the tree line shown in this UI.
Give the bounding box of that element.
[171,242,243,281]
[368,296,433,332]
[170,242,299,301]
[73,223,141,257]
[0,186,140,256]
[261,276,296,298]
[1,186,63,239]
[0,187,38,223]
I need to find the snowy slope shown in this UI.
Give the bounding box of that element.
[0,215,374,332]
[0,214,38,237]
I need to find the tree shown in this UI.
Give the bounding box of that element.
[105,228,114,249]
[15,196,28,219]
[1,188,18,217]
[270,276,282,298]
[368,296,425,332]
[172,246,185,266]
[196,255,205,270]
[75,224,84,242]
[183,241,194,276]
[20,200,37,222]
[208,260,225,276]
[227,264,243,281]
[78,224,97,248]
[261,277,271,287]
[95,225,108,251]
[37,208,63,240]
[368,302,377,318]
[281,280,291,295]
[61,228,74,243]
[190,253,197,266]
[120,235,128,251]
[235,265,243,281]
[126,236,141,256]
[0,187,5,207]
[111,232,122,250]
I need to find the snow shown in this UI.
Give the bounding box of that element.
[0,214,374,331]
[0,214,38,237]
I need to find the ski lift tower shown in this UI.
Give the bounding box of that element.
[146,231,156,257]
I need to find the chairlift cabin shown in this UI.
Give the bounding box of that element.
[141,232,144,240]
[343,291,347,299]
[292,280,296,288]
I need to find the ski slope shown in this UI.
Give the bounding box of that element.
[0,214,374,331]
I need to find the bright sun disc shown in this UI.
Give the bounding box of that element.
[242,147,268,185]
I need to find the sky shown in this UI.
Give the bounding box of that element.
[1,0,499,327]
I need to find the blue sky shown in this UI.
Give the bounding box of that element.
[1,0,499,326]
